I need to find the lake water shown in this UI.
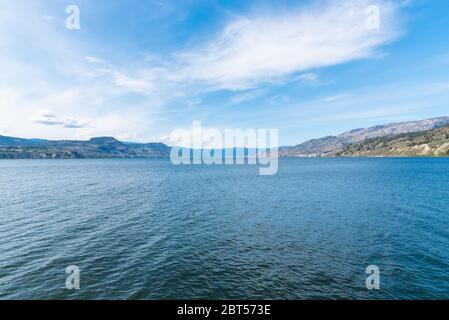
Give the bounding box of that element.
[0,158,448,299]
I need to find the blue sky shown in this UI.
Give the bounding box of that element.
[1,0,449,145]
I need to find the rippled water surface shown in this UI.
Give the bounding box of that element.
[0,158,448,299]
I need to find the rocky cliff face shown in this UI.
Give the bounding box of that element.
[280,117,449,157]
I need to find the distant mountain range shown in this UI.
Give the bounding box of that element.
[280,116,449,157]
[0,136,170,159]
[2,116,449,159]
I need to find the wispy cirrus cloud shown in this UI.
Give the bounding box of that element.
[84,56,105,64]
[112,71,155,94]
[78,0,401,95]
[229,88,269,105]
[323,94,350,102]
[175,0,403,90]
[265,94,290,107]
[79,0,402,97]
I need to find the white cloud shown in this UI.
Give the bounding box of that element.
[229,88,268,104]
[30,110,90,128]
[293,73,319,84]
[324,94,349,102]
[112,71,154,94]
[265,95,290,107]
[177,0,402,90]
[84,56,105,64]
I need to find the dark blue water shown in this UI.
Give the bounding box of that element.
[0,158,448,299]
